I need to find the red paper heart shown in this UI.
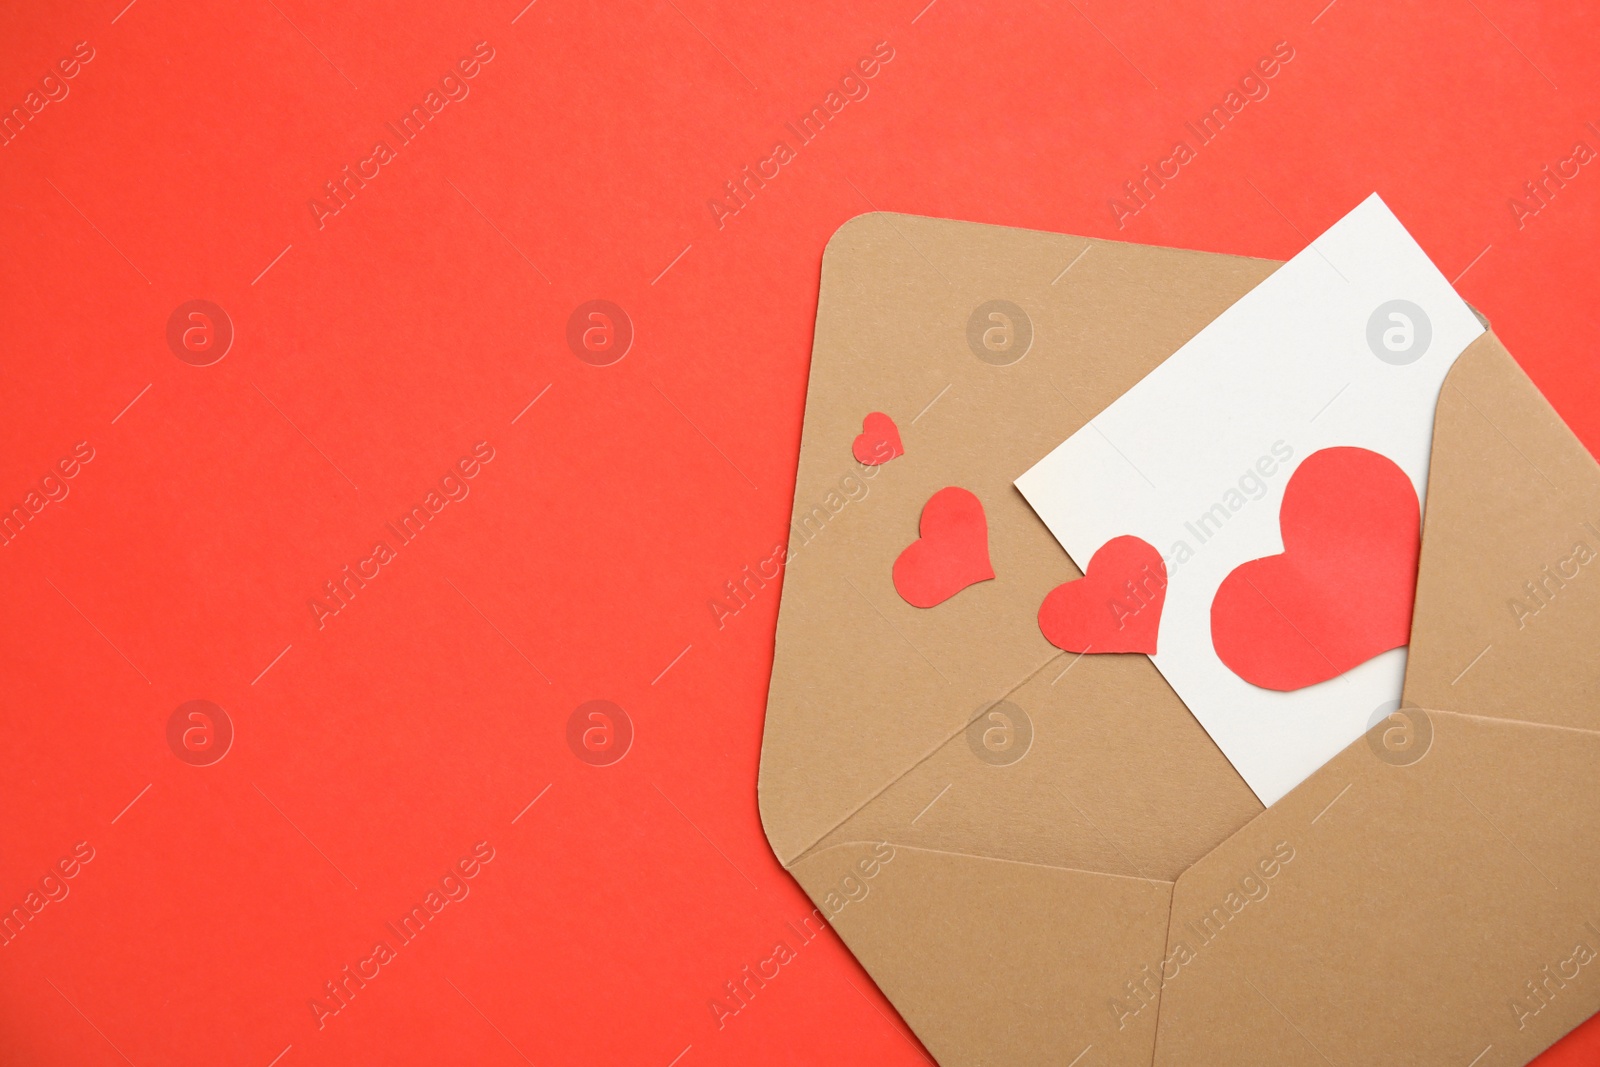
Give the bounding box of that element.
[1038,535,1167,654]
[892,487,994,608]
[1210,446,1420,691]
[853,412,904,465]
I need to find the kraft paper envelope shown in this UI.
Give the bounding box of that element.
[758,212,1600,1066]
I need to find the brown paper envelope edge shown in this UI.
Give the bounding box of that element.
[1150,332,1600,1067]
[759,213,1281,1066]
[789,840,1178,1067]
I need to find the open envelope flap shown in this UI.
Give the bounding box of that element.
[760,214,1274,1065]
[1403,332,1600,720]
[1151,333,1600,1067]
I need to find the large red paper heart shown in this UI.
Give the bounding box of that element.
[892,487,994,607]
[853,412,904,465]
[1038,535,1166,654]
[1210,446,1421,691]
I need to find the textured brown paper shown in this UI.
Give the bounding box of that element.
[759,213,1600,1066]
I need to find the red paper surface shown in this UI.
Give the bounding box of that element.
[892,487,994,607]
[1039,534,1166,653]
[1211,447,1420,690]
[852,411,904,465]
[1,0,1597,1064]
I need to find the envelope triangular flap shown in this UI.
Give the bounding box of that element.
[1403,332,1600,724]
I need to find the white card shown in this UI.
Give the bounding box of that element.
[1015,194,1484,805]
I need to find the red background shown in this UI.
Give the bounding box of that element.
[1,0,1597,1063]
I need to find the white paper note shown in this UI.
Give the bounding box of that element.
[1015,194,1484,805]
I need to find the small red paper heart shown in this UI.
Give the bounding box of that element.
[1210,446,1420,691]
[853,412,904,466]
[892,487,994,608]
[1038,535,1167,654]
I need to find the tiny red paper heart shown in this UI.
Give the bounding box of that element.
[1210,446,1420,691]
[892,487,994,608]
[1038,535,1167,654]
[853,412,904,466]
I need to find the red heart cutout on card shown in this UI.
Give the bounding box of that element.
[853,412,904,466]
[892,487,994,607]
[1211,446,1420,691]
[1038,535,1167,654]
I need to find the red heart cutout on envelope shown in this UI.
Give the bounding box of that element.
[1210,446,1420,691]
[853,412,904,465]
[892,487,994,607]
[1038,535,1167,653]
